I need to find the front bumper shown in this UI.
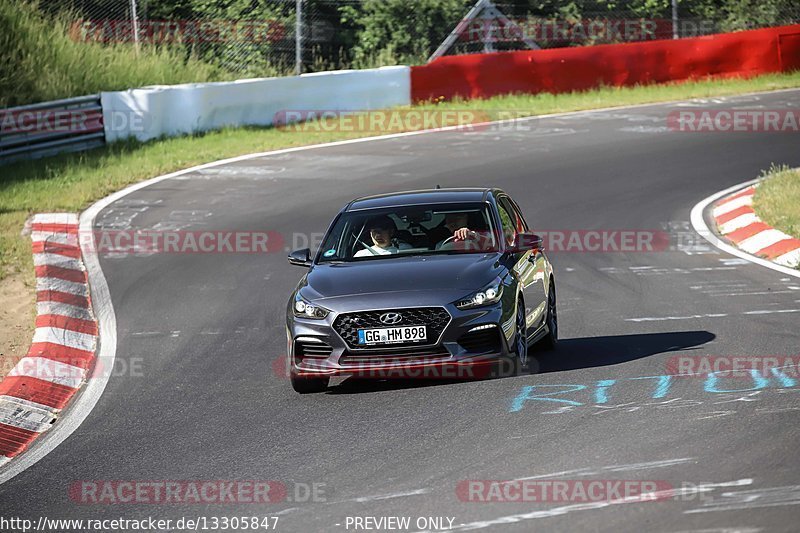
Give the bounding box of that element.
[286,301,515,379]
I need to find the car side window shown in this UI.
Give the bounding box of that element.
[497,199,517,247]
[509,199,529,232]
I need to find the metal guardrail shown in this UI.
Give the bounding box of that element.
[0,95,106,165]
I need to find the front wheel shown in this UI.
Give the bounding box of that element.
[539,282,558,349]
[500,298,528,376]
[290,373,329,394]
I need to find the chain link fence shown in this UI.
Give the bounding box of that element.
[38,0,800,77]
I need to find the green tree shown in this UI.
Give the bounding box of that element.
[340,0,474,66]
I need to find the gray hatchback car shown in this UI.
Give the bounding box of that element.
[285,188,557,393]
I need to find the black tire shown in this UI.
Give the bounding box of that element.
[539,281,558,349]
[501,297,528,376]
[290,373,329,394]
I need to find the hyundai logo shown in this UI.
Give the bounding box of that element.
[379,312,403,325]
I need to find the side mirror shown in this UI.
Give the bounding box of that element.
[288,248,312,267]
[510,232,543,253]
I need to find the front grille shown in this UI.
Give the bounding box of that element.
[333,307,451,350]
[458,327,502,354]
[340,346,451,366]
[295,339,333,359]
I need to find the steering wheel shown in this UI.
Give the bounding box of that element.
[440,232,484,251]
[437,235,458,250]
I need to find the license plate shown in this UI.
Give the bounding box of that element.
[358,326,427,345]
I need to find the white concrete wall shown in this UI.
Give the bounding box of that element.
[101,66,411,142]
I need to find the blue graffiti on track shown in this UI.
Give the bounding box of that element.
[509,368,798,413]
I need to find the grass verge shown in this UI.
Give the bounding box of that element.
[2,71,800,286]
[753,165,800,240]
[0,1,227,107]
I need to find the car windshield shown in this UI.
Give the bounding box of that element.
[317,202,499,262]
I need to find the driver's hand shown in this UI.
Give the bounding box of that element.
[453,227,475,241]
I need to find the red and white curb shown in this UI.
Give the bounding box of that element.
[713,185,800,268]
[0,214,97,465]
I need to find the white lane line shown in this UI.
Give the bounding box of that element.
[698,287,750,293]
[9,357,86,389]
[32,327,96,352]
[604,458,695,473]
[743,309,800,315]
[321,488,432,507]
[0,396,60,433]
[738,229,792,254]
[626,314,728,322]
[36,301,94,322]
[694,410,738,420]
[352,488,431,503]
[599,266,738,276]
[35,277,89,297]
[627,308,800,321]
[0,456,8,467]
[685,484,800,514]
[719,213,758,234]
[510,458,695,482]
[708,291,797,297]
[423,480,753,532]
[690,282,750,288]
[713,193,753,217]
[5,89,800,482]
[691,177,800,280]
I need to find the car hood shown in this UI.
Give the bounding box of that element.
[301,253,505,302]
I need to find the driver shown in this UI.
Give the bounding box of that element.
[434,212,478,249]
[354,215,413,257]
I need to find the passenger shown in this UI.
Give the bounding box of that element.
[354,215,413,257]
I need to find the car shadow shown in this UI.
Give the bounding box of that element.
[325,330,715,395]
[531,330,716,374]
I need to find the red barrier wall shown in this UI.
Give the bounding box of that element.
[411,24,800,102]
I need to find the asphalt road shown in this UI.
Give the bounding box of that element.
[2,90,800,532]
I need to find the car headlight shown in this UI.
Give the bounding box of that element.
[456,278,504,309]
[293,293,330,319]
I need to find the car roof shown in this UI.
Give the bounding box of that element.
[346,188,496,211]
